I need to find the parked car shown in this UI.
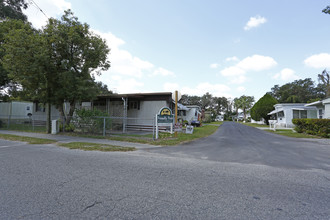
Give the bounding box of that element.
[190,120,201,127]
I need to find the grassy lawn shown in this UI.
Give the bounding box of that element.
[105,124,221,146]
[265,129,321,139]
[0,133,56,144]
[0,124,46,132]
[239,122,269,128]
[58,142,136,152]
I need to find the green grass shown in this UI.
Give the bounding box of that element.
[265,129,320,138]
[0,123,46,132]
[0,133,57,144]
[239,122,269,128]
[58,142,136,152]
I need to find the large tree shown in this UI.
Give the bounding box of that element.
[0,0,28,21]
[250,93,278,125]
[0,0,29,99]
[318,69,330,98]
[2,10,110,132]
[234,95,254,121]
[269,78,325,103]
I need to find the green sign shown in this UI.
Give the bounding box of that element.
[157,114,174,124]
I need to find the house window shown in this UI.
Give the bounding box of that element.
[278,111,284,118]
[319,109,323,119]
[293,110,307,119]
[300,110,307,118]
[36,103,45,112]
[128,101,140,110]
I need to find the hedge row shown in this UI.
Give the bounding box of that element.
[292,118,330,138]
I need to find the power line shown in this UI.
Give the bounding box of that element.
[29,0,48,19]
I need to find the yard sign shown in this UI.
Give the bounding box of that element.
[155,107,174,139]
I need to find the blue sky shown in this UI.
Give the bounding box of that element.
[25,0,330,100]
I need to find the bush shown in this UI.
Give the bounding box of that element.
[73,109,110,134]
[59,123,75,132]
[292,118,330,138]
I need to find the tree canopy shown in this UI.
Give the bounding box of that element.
[2,10,110,130]
[0,0,28,21]
[234,95,254,121]
[269,78,325,103]
[318,69,330,98]
[250,93,278,125]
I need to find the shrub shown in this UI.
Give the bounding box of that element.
[73,109,111,134]
[292,118,330,138]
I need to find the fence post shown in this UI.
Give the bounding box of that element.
[103,117,106,136]
[32,116,35,131]
[153,116,155,140]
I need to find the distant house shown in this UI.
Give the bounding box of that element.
[305,98,330,119]
[0,101,33,119]
[267,103,318,128]
[177,105,201,123]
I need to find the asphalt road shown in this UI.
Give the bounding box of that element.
[150,122,330,171]
[0,122,330,219]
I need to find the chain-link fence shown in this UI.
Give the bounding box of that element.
[0,114,170,137]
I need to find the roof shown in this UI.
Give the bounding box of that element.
[305,100,323,107]
[98,92,172,99]
[268,108,284,115]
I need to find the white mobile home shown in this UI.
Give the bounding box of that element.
[305,98,330,119]
[268,103,318,128]
[0,101,33,119]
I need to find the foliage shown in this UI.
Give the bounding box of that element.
[251,93,278,125]
[73,109,110,133]
[2,10,110,129]
[322,6,330,14]
[318,69,330,98]
[269,78,325,103]
[95,81,113,95]
[292,118,330,138]
[0,0,28,21]
[59,123,75,132]
[234,95,254,121]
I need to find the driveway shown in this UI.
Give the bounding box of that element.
[149,122,330,171]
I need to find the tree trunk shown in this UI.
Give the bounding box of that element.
[65,101,76,125]
[46,102,51,133]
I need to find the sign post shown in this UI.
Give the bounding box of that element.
[155,107,174,139]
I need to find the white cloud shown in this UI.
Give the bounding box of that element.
[237,55,277,71]
[210,63,219,69]
[99,75,144,94]
[244,15,267,31]
[163,82,180,92]
[225,56,239,62]
[273,68,299,81]
[24,0,71,29]
[220,54,277,84]
[181,83,232,97]
[221,66,245,77]
[152,67,175,77]
[237,86,246,92]
[304,53,330,68]
[230,75,247,84]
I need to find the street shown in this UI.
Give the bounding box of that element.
[0,122,330,219]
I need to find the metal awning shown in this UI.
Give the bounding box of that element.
[173,102,189,111]
[268,108,283,115]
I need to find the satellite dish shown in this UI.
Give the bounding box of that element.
[172,91,182,101]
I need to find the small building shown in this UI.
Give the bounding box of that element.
[177,105,201,123]
[305,98,330,119]
[268,103,318,128]
[0,101,33,119]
